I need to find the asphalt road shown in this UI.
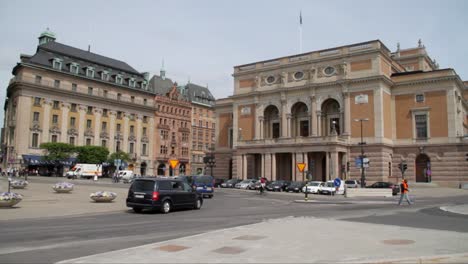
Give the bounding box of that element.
[1,187,467,264]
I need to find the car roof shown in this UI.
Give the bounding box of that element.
[134,177,182,182]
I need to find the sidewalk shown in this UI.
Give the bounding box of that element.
[58,216,468,264]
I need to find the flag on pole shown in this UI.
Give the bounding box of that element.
[300,11,303,25]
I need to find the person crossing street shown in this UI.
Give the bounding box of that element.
[398,179,413,205]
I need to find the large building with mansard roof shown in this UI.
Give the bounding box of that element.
[214,40,468,187]
[2,29,155,175]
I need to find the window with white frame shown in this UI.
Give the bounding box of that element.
[70,63,79,74]
[52,59,62,70]
[86,67,95,78]
[51,135,58,143]
[33,112,40,122]
[101,71,109,81]
[141,81,147,90]
[69,137,75,146]
[86,138,92,146]
[115,74,123,84]
[415,94,425,103]
[415,114,428,139]
[32,133,39,148]
[129,78,136,88]
[142,144,147,155]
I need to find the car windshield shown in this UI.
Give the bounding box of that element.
[240,180,250,184]
[132,180,155,192]
[193,176,213,184]
[309,182,321,186]
[345,180,355,184]
[290,182,302,187]
[325,182,335,187]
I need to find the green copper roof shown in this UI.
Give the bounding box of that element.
[39,28,56,39]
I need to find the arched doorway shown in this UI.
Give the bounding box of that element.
[321,99,341,136]
[140,162,147,176]
[415,154,431,182]
[264,105,280,138]
[157,164,166,176]
[179,164,186,175]
[291,102,309,137]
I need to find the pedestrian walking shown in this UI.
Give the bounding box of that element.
[398,179,413,205]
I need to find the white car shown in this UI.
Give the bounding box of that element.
[302,181,324,194]
[320,180,346,195]
[236,179,256,189]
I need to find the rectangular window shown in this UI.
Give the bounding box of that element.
[116,141,121,152]
[117,93,122,101]
[53,101,59,109]
[415,114,428,139]
[416,94,425,103]
[102,109,108,117]
[272,123,280,138]
[33,112,40,122]
[131,96,135,103]
[102,122,107,130]
[69,137,75,145]
[32,133,39,148]
[199,120,202,127]
[70,64,79,74]
[51,134,58,143]
[142,144,147,155]
[72,83,77,92]
[71,103,77,112]
[129,142,134,154]
[116,124,121,132]
[143,127,147,136]
[86,119,92,129]
[86,138,91,146]
[143,116,148,123]
[129,78,136,87]
[101,71,109,81]
[171,146,175,155]
[35,75,42,84]
[54,80,60,88]
[103,90,108,98]
[130,125,134,134]
[143,99,147,106]
[116,75,123,84]
[70,117,76,126]
[300,120,309,137]
[101,140,107,147]
[34,97,41,106]
[87,106,93,114]
[117,111,122,119]
[86,68,95,78]
[52,115,58,124]
[88,87,93,95]
[53,60,62,70]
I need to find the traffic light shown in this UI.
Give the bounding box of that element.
[403,163,407,172]
[398,163,403,171]
[346,162,350,172]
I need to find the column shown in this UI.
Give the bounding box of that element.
[242,154,248,180]
[310,96,317,136]
[343,92,351,135]
[136,114,143,159]
[60,103,70,142]
[281,100,288,138]
[291,152,296,181]
[342,153,348,179]
[236,155,242,179]
[286,114,292,138]
[317,111,322,137]
[271,153,277,181]
[108,110,117,153]
[254,110,261,140]
[123,113,130,153]
[259,116,264,139]
[77,105,87,146]
[93,108,102,145]
[148,117,155,173]
[41,99,52,143]
[264,153,271,180]
[261,153,265,179]
[330,151,339,180]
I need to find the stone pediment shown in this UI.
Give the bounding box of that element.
[100,131,109,139]
[114,132,123,140]
[49,126,61,134]
[67,128,78,136]
[84,129,94,137]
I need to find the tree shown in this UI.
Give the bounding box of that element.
[40,142,76,161]
[108,151,131,163]
[75,146,110,164]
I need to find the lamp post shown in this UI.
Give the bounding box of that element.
[354,118,369,188]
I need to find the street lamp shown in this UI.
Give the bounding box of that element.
[354,118,369,188]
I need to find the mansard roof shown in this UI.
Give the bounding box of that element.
[180,83,215,107]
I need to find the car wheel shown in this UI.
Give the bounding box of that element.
[161,200,171,214]
[194,198,202,210]
[133,207,143,213]
[209,195,213,199]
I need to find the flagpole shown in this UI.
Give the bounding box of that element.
[299,11,303,53]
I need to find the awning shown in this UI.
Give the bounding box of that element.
[22,155,76,166]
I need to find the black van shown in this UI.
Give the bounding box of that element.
[126,178,203,214]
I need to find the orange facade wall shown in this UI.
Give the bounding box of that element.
[350,91,375,138]
[350,59,372,71]
[218,113,232,148]
[395,91,448,139]
[237,104,255,141]
[400,49,419,56]
[380,58,392,77]
[383,92,392,139]
[239,79,255,88]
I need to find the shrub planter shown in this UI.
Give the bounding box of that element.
[52,182,74,193]
[11,180,28,189]
[0,192,23,207]
[90,191,117,202]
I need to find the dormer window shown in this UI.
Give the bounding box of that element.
[52,58,62,70]
[115,74,123,85]
[129,78,136,88]
[85,67,95,78]
[70,63,79,74]
[101,71,109,81]
[141,81,148,90]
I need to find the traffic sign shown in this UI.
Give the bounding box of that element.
[363,158,369,168]
[355,157,362,167]
[169,159,179,169]
[296,163,306,172]
[334,178,341,187]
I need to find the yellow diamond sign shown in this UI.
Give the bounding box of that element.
[169,159,179,169]
[296,163,306,173]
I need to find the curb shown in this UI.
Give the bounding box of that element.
[343,252,468,264]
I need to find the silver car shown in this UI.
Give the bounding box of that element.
[345,179,360,188]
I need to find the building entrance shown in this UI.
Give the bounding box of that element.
[415,154,431,182]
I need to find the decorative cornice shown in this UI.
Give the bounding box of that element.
[67,128,78,136]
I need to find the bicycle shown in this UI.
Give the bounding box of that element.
[258,185,266,195]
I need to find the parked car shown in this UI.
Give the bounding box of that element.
[249,180,269,190]
[126,178,203,214]
[191,175,214,198]
[236,179,256,189]
[366,181,400,195]
[266,180,291,192]
[320,181,337,195]
[345,179,361,188]
[214,178,225,188]
[285,181,306,193]
[221,179,241,188]
[247,180,259,190]
[302,181,324,194]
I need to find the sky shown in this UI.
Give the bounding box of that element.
[1,0,467,126]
